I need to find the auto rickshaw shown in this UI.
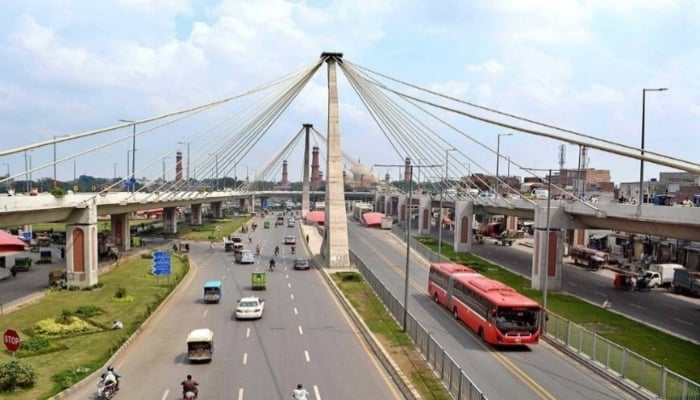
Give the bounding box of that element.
[263,220,271,229]
[203,280,222,303]
[252,272,266,290]
[49,268,67,288]
[186,328,214,362]
[613,273,635,290]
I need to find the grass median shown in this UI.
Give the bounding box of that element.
[416,236,700,382]
[0,251,188,399]
[332,271,452,400]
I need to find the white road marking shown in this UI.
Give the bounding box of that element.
[298,326,303,335]
[246,328,251,338]
[243,353,248,364]
[286,274,289,279]
[222,275,226,279]
[227,267,230,272]
[238,388,244,400]
[291,294,295,300]
[594,291,607,297]
[314,385,321,400]
[666,304,679,310]
[202,309,208,318]
[294,307,298,315]
[567,282,578,287]
[304,350,310,362]
[161,389,169,400]
[630,303,646,310]
[674,318,693,327]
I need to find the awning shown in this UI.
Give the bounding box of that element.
[590,234,608,240]
[0,230,28,252]
[682,245,700,253]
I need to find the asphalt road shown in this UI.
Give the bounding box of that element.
[435,227,700,344]
[66,217,401,400]
[348,220,633,400]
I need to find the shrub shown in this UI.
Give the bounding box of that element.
[338,272,363,282]
[52,366,90,390]
[68,285,80,291]
[75,305,102,317]
[34,316,100,337]
[114,287,127,299]
[0,359,38,391]
[19,335,50,353]
[58,309,74,324]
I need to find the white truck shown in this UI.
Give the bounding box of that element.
[640,263,684,288]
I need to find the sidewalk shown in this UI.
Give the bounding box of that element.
[300,223,323,256]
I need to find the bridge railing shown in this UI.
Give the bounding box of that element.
[349,250,488,400]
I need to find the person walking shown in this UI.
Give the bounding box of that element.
[292,383,309,400]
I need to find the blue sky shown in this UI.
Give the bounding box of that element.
[0,0,698,187]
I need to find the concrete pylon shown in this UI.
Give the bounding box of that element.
[417,195,431,235]
[190,204,203,225]
[211,201,223,219]
[65,202,99,288]
[302,123,312,217]
[321,52,350,268]
[110,213,130,251]
[163,207,178,234]
[453,200,473,253]
[531,205,564,291]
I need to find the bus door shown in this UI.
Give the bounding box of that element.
[446,275,457,307]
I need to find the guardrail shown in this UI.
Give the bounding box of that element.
[349,250,488,400]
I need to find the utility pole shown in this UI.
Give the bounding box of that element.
[119,119,137,192]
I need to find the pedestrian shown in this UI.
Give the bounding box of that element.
[292,383,309,400]
[602,298,612,309]
[60,246,65,259]
[10,265,17,278]
[112,320,123,330]
[306,234,309,244]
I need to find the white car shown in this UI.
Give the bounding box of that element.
[235,297,264,320]
[235,249,255,264]
[284,235,296,245]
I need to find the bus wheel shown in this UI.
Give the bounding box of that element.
[453,308,459,319]
[478,327,484,340]
[433,293,439,303]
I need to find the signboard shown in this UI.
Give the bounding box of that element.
[3,329,20,352]
[22,232,31,241]
[151,251,171,276]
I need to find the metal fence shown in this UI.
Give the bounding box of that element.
[350,251,488,400]
[547,313,700,400]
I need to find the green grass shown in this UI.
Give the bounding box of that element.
[174,218,250,241]
[333,271,452,400]
[0,252,188,399]
[417,236,700,383]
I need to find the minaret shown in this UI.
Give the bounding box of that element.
[175,151,183,184]
[282,160,289,189]
[404,157,412,182]
[311,146,320,190]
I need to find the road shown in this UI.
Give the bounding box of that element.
[348,220,633,400]
[435,226,700,343]
[67,216,401,399]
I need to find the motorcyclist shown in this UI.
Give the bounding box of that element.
[181,374,199,399]
[100,365,120,391]
[292,383,309,400]
[291,245,296,255]
[255,244,261,256]
[269,258,276,271]
[274,246,280,256]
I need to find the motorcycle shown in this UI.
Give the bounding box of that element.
[291,246,296,255]
[96,379,118,399]
[183,391,198,399]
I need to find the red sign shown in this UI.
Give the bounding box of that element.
[3,329,20,352]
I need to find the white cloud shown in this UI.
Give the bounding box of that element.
[465,59,504,75]
[575,84,624,104]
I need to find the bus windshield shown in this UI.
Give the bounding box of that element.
[494,307,540,334]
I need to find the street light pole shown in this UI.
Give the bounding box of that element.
[438,149,456,259]
[496,133,513,196]
[119,119,137,192]
[542,168,552,333]
[637,88,667,215]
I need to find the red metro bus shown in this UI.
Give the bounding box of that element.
[428,262,542,345]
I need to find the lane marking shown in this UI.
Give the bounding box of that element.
[594,291,606,298]
[202,309,208,318]
[298,325,303,335]
[314,385,321,400]
[238,388,244,400]
[567,282,578,287]
[243,352,248,364]
[674,318,693,327]
[288,282,292,289]
[161,389,169,400]
[294,307,298,315]
[666,304,679,310]
[222,274,226,280]
[246,328,250,338]
[304,350,310,362]
[290,294,295,300]
[630,303,646,310]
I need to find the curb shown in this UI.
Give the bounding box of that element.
[49,252,197,399]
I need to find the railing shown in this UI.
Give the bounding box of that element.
[349,250,488,400]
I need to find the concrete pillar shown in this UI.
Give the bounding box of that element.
[190,204,203,225]
[65,205,99,288]
[384,196,392,217]
[110,213,130,251]
[163,207,178,234]
[302,124,312,217]
[531,205,563,291]
[211,201,223,219]
[505,215,518,232]
[238,198,246,214]
[249,194,256,214]
[398,195,407,223]
[321,52,350,268]
[453,200,473,253]
[417,195,432,235]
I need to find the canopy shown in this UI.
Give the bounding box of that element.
[305,211,325,226]
[0,230,28,252]
[361,212,385,228]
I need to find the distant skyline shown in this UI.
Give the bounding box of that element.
[1,1,698,187]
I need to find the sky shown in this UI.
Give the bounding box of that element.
[1,0,698,188]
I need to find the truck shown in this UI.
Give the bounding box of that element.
[640,263,684,288]
[380,216,393,230]
[672,269,700,297]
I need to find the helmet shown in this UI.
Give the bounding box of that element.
[107,366,114,371]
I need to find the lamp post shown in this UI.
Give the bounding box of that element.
[637,88,667,215]
[438,149,456,259]
[119,119,137,192]
[178,141,190,185]
[496,133,513,196]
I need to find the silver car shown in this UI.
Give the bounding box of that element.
[235,249,255,264]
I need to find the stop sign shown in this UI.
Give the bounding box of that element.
[3,329,20,352]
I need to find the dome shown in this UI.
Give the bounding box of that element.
[343,169,355,181]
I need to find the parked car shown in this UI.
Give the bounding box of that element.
[284,235,296,245]
[235,249,255,264]
[293,258,310,270]
[235,296,265,319]
[287,218,295,227]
